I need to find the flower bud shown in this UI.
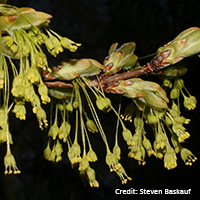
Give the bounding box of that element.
[113,144,121,160]
[122,128,133,145]
[44,143,52,161]
[38,83,51,104]
[48,123,59,140]
[66,103,73,112]
[86,119,98,134]
[170,88,179,99]
[54,140,63,162]
[96,96,111,112]
[174,78,184,90]
[13,103,26,120]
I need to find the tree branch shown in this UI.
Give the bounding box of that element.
[44,63,153,89]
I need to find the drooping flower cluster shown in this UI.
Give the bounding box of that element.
[0,4,81,175]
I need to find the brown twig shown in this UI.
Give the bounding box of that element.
[44,63,153,89]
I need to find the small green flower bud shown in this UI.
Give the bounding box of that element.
[174,78,184,90]
[96,96,111,113]
[142,135,155,157]
[122,128,133,145]
[38,83,51,104]
[72,100,79,109]
[66,103,73,112]
[163,79,172,88]
[146,111,157,124]
[48,123,59,140]
[58,121,71,142]
[113,144,121,160]
[54,140,63,162]
[44,143,51,161]
[49,148,56,162]
[86,119,98,133]
[170,88,179,99]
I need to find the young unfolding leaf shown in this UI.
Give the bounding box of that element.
[0,7,52,32]
[152,27,200,70]
[103,42,138,75]
[43,58,103,81]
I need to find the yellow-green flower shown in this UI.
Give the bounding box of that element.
[4,151,21,175]
[113,144,121,160]
[180,148,197,166]
[87,149,98,162]
[54,140,63,162]
[122,128,133,146]
[163,147,177,170]
[86,167,99,187]
[38,82,51,104]
[142,135,155,157]
[48,123,59,140]
[69,142,82,164]
[183,96,197,110]
[115,166,132,184]
[58,121,71,142]
[13,103,26,120]
[35,106,48,130]
[105,152,122,172]
[78,156,89,171]
[26,66,41,85]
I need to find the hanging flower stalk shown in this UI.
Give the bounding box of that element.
[0,4,81,175]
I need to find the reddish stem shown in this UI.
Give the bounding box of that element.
[44,63,153,89]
